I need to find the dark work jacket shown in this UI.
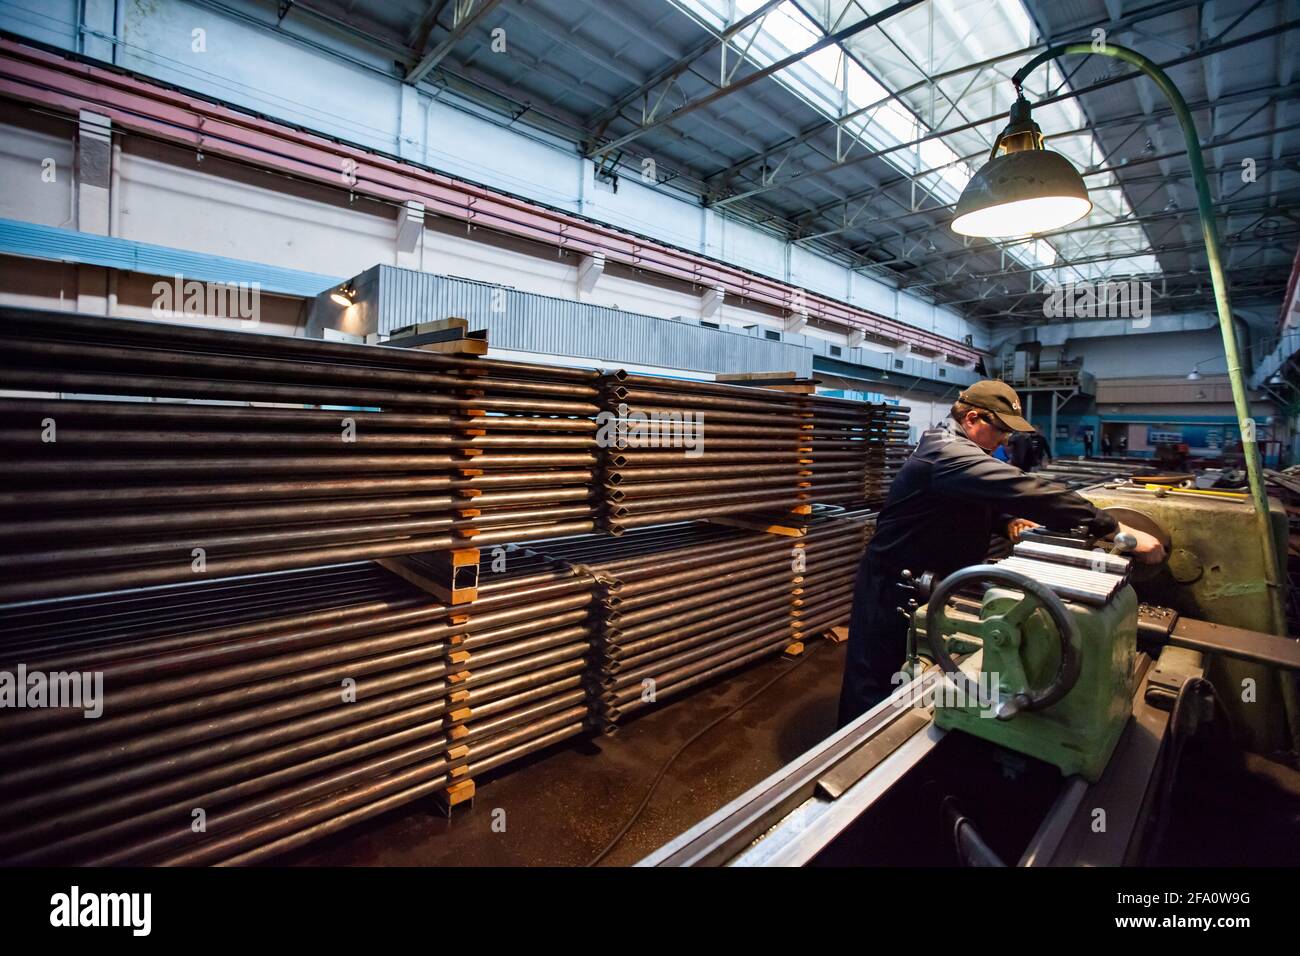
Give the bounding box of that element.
[866,420,1118,579]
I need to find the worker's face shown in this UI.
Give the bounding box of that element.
[961,410,1012,453]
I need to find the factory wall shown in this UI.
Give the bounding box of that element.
[0,0,990,359]
[999,312,1285,384]
[0,101,974,387]
[1061,328,1229,379]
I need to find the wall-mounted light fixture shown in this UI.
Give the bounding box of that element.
[329,283,356,307]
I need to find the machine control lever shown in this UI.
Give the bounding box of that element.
[1109,531,1137,555]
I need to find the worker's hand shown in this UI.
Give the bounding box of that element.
[1006,518,1041,542]
[1117,525,1167,565]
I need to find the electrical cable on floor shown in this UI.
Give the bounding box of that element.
[586,639,827,867]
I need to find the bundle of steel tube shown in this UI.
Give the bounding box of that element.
[0,562,467,865]
[595,370,812,534]
[1034,458,1154,490]
[991,555,1129,606]
[805,394,911,506]
[0,307,599,603]
[0,554,600,865]
[791,510,875,641]
[526,523,803,724]
[444,545,599,803]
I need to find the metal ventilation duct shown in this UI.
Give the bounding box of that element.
[311,265,815,378]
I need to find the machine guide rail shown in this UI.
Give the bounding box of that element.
[642,647,1202,867]
[639,659,976,867]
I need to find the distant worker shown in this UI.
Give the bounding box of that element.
[1031,429,1052,467]
[1007,428,1051,471]
[838,381,1166,726]
[1006,429,1033,470]
[1102,433,1113,456]
[1082,427,1095,458]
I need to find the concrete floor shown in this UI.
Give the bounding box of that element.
[288,639,847,867]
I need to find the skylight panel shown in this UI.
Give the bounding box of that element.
[667,0,1158,287]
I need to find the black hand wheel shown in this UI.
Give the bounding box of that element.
[925,563,1081,721]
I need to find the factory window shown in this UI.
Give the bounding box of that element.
[765,329,781,341]
[894,358,904,370]
[700,320,720,329]
[829,345,842,357]
[939,368,947,377]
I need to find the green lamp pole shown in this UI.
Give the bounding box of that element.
[1011,42,1285,632]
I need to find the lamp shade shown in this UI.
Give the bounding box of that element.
[952,149,1092,238]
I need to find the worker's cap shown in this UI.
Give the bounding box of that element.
[958,380,1034,433]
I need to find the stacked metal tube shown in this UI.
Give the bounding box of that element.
[596,370,812,533]
[0,556,602,866]
[0,563,470,865]
[0,308,599,603]
[0,516,874,865]
[791,510,875,641]
[527,524,801,723]
[1035,458,1156,489]
[0,305,906,865]
[805,394,911,506]
[449,546,599,792]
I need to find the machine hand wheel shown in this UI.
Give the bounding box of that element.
[925,564,1082,721]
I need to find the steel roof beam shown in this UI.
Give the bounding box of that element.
[987,288,1287,321]
[833,124,1300,271]
[925,230,1300,287]
[867,185,1300,276]
[791,79,1300,236]
[582,0,785,138]
[585,0,925,159]
[406,0,506,84]
[938,262,1291,309]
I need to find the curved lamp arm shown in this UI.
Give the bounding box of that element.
[1013,41,1285,633]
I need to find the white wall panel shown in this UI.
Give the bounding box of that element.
[118,143,395,277]
[790,243,849,299]
[0,115,75,229]
[849,273,898,318]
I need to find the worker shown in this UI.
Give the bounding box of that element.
[837,380,1166,726]
[1036,429,1052,463]
[1083,427,1095,458]
[1008,429,1052,471]
[1006,429,1033,469]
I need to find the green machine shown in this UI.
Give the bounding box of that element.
[911,554,1138,783]
[1079,484,1295,756]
